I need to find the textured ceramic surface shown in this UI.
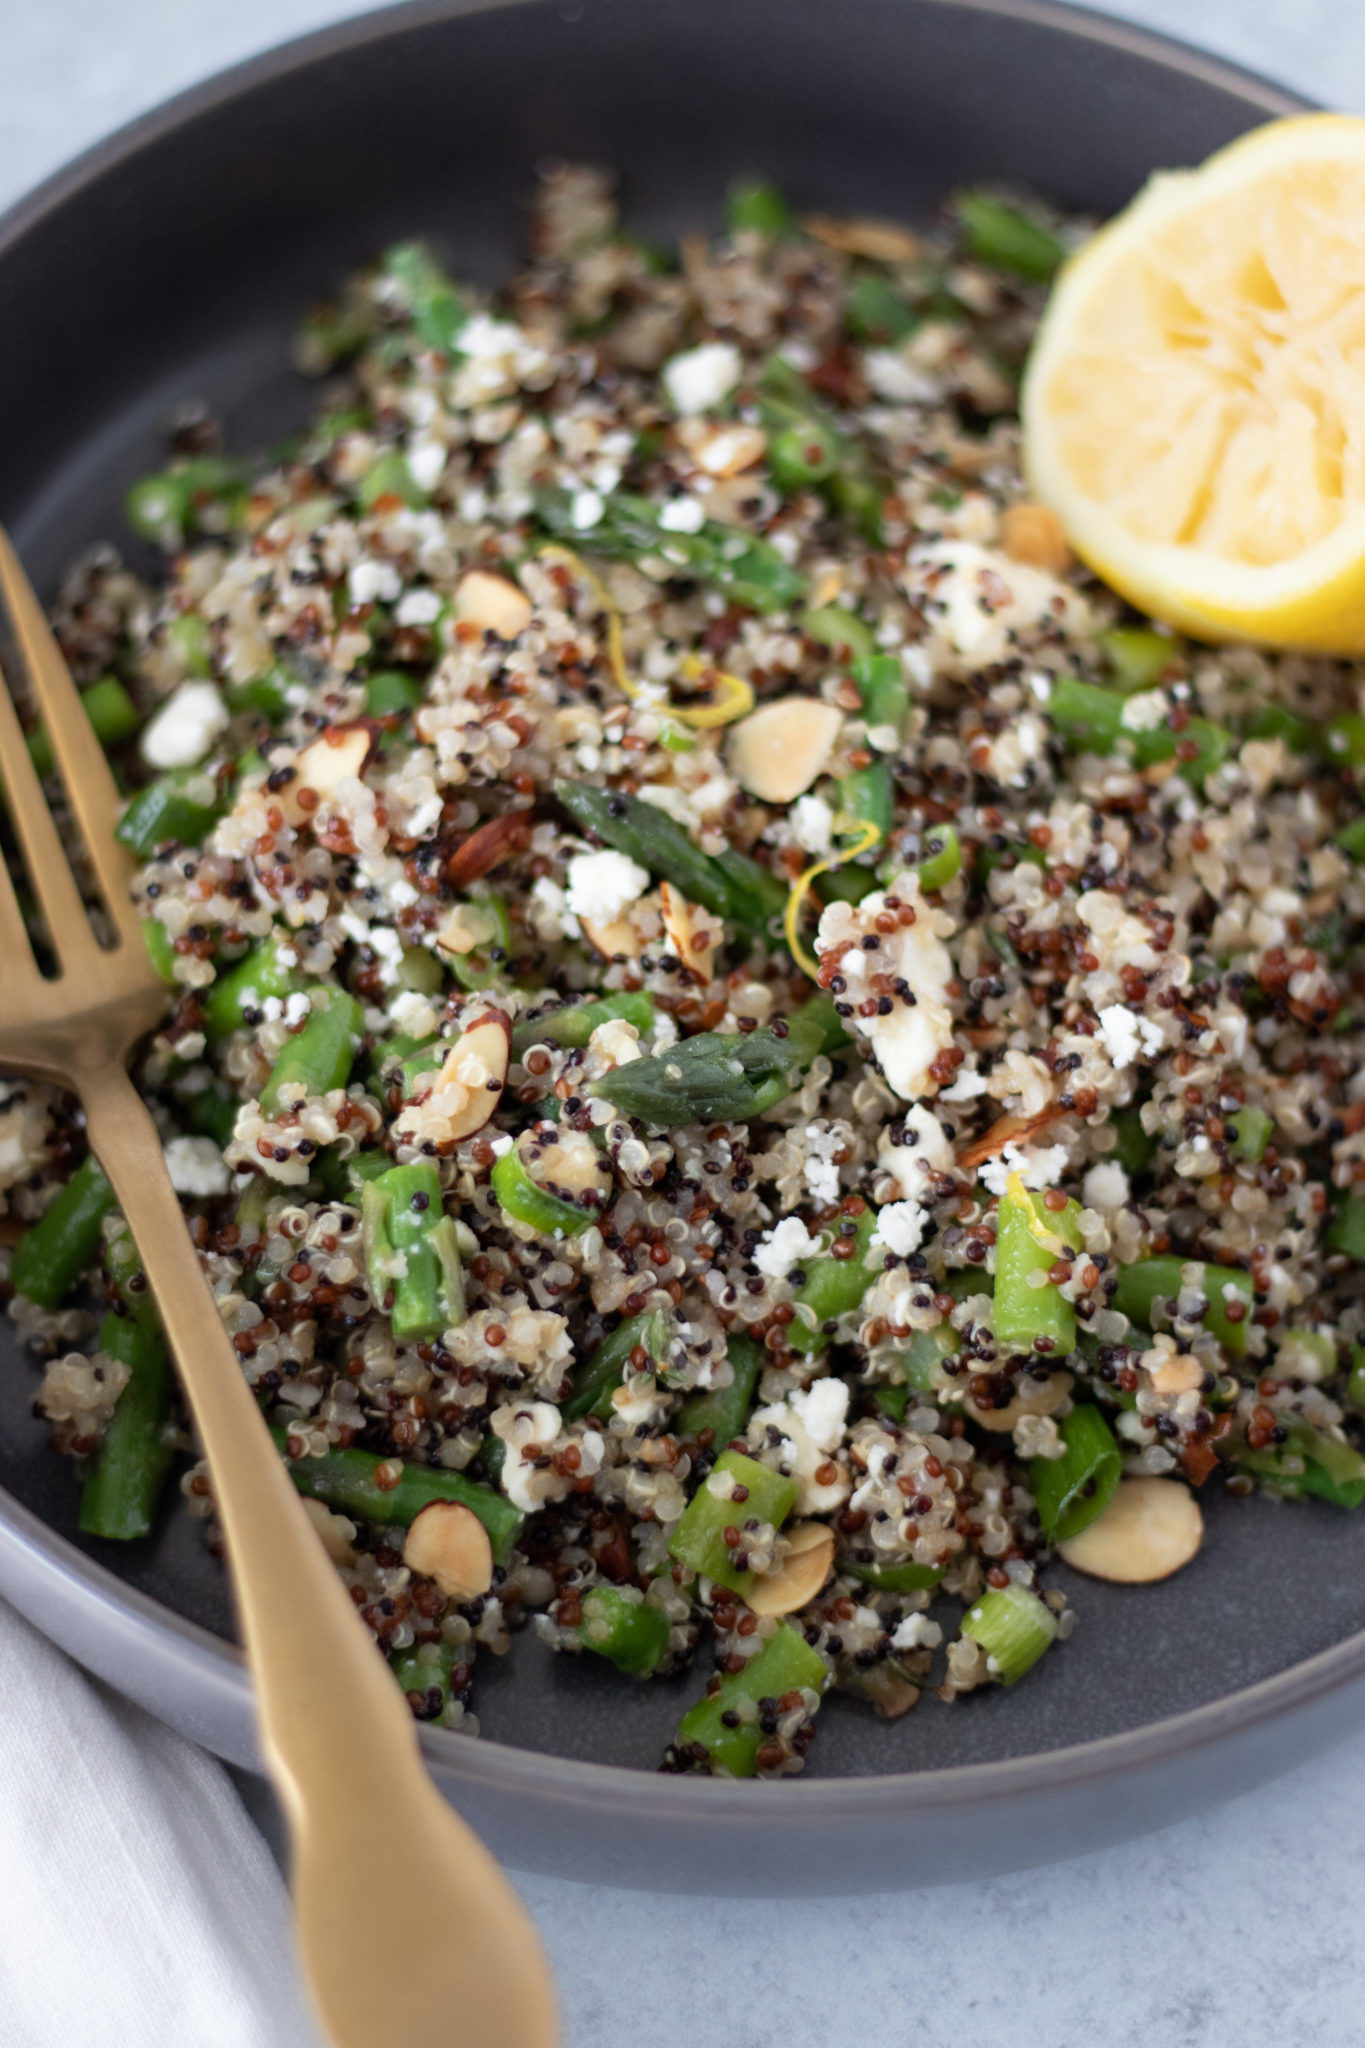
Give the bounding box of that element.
[2,0,1359,1894]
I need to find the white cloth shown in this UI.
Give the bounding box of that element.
[0,1598,323,2047]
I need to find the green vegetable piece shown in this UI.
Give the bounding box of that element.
[991,1181,1083,1358]
[104,1221,159,1333]
[29,675,141,781]
[573,1586,671,1677]
[390,1640,462,1721]
[260,988,363,1113]
[841,1556,945,1593]
[365,669,424,718]
[589,994,844,1129]
[959,1582,1058,1684]
[511,991,655,1060]
[676,1335,763,1446]
[838,654,908,844]
[141,917,178,985]
[1230,1105,1273,1163]
[184,1086,241,1150]
[1099,626,1176,692]
[202,936,306,1042]
[562,1308,669,1424]
[727,180,795,237]
[1326,713,1365,767]
[396,945,445,997]
[383,242,468,356]
[490,1133,605,1238]
[444,896,513,992]
[1238,1420,1365,1509]
[11,1154,116,1308]
[115,771,224,857]
[676,1622,828,1775]
[787,1205,878,1355]
[1112,1256,1254,1358]
[275,1431,523,1558]
[166,614,212,679]
[1327,1196,1365,1259]
[956,191,1066,282]
[363,1160,465,1343]
[668,1449,798,1596]
[1030,1404,1122,1542]
[800,605,877,662]
[126,472,191,548]
[1110,1107,1156,1181]
[1046,675,1125,752]
[357,450,428,511]
[770,420,841,490]
[556,780,744,928]
[78,1312,174,1542]
[1249,702,1319,757]
[226,667,293,721]
[845,273,917,345]
[916,823,962,893]
[1336,817,1365,861]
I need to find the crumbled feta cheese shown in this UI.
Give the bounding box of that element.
[662,341,742,415]
[395,586,444,627]
[1082,1160,1130,1210]
[565,849,649,923]
[939,1065,987,1102]
[753,1216,822,1280]
[816,874,955,1100]
[980,1142,1070,1198]
[1097,1004,1140,1070]
[863,349,942,405]
[348,558,403,607]
[282,991,313,1028]
[571,489,605,531]
[870,1200,928,1258]
[750,1377,850,1514]
[658,495,706,534]
[528,875,581,941]
[1119,690,1168,732]
[388,987,439,1038]
[406,439,447,493]
[878,1109,954,1199]
[163,1134,230,1198]
[141,682,229,770]
[489,1401,566,1513]
[458,312,525,361]
[803,1125,844,1205]
[891,1612,943,1652]
[790,794,835,855]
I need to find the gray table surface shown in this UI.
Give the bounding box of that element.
[3,2,1365,2043]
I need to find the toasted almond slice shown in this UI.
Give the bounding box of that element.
[956,1105,1061,1172]
[962,1369,1073,1434]
[403,1499,494,1602]
[301,1495,357,1567]
[728,696,842,805]
[659,881,719,983]
[281,722,372,822]
[809,566,845,609]
[581,913,644,960]
[1057,1476,1203,1584]
[676,419,768,477]
[803,213,920,263]
[1149,1352,1204,1397]
[419,1010,511,1141]
[454,568,533,640]
[1000,502,1072,575]
[747,1522,836,1617]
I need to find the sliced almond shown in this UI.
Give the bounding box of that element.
[403,1499,494,1602]
[676,419,767,478]
[809,565,844,609]
[301,1496,357,1567]
[957,1105,1061,1172]
[1000,503,1072,575]
[402,1010,511,1144]
[1149,1352,1204,1397]
[728,696,842,805]
[581,913,644,960]
[1057,1476,1203,1584]
[659,881,719,984]
[803,213,920,263]
[962,1369,1073,1434]
[746,1522,836,1617]
[454,568,533,640]
[281,722,372,822]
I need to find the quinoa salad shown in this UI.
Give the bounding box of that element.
[5,166,1365,1779]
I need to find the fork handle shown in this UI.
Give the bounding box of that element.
[78,1063,555,2047]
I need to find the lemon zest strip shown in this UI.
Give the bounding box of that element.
[783,814,882,979]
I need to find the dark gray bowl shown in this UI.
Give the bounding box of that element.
[0,0,1352,1896]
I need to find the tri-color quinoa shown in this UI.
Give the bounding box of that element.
[6,167,1365,1776]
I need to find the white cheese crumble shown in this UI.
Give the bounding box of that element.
[658,495,706,534]
[348,558,402,607]
[870,1200,928,1258]
[395,587,444,627]
[803,1125,844,1205]
[565,849,650,923]
[661,341,742,415]
[1119,690,1168,732]
[980,1142,1070,1198]
[1097,1004,1164,1071]
[571,488,605,531]
[816,874,956,1100]
[752,1216,822,1280]
[877,1108,955,1199]
[406,439,448,493]
[750,1378,850,1515]
[141,682,229,770]
[891,1612,944,1652]
[163,1134,230,1198]
[790,794,835,855]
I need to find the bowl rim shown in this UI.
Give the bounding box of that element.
[0,0,1343,1820]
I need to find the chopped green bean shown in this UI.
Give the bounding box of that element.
[727,180,795,238]
[512,990,655,1059]
[1327,1196,1365,1259]
[787,1203,878,1355]
[78,1312,174,1542]
[141,917,179,985]
[992,1181,1083,1358]
[799,605,876,662]
[916,822,962,893]
[390,1640,462,1722]
[956,191,1066,282]
[1112,1256,1253,1358]
[534,487,805,613]
[845,273,917,346]
[1110,1107,1156,1181]
[11,1154,116,1308]
[184,1085,240,1150]
[676,1335,763,1446]
[841,1556,945,1593]
[1099,626,1176,692]
[362,1160,464,1342]
[562,1308,669,1423]
[382,242,468,356]
[115,770,225,857]
[1030,1404,1122,1542]
[365,669,424,718]
[202,936,306,1042]
[275,1429,523,1557]
[571,1586,672,1676]
[1229,1105,1273,1163]
[668,1450,798,1596]
[675,1622,828,1775]
[490,1135,605,1237]
[260,988,363,1112]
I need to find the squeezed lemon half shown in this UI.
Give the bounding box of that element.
[1023,113,1365,653]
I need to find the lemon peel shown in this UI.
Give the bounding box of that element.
[783,815,882,979]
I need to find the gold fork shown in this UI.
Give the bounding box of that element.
[0,528,557,2048]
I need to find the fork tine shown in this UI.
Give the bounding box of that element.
[0,669,98,971]
[0,526,139,944]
